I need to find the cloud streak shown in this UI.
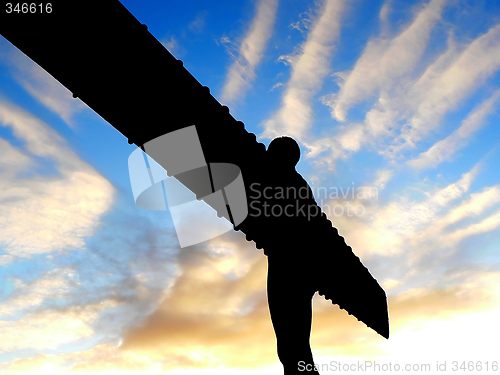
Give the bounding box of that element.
[407,89,500,169]
[328,163,479,260]
[307,0,447,169]
[392,24,500,153]
[329,0,447,122]
[0,37,87,128]
[261,0,345,140]
[221,0,279,103]
[0,100,115,260]
[311,18,500,170]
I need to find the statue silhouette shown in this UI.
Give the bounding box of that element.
[264,136,320,374]
[1,2,389,374]
[256,136,389,373]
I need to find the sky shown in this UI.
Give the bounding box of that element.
[1,0,500,373]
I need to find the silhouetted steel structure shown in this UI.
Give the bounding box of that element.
[1,0,389,341]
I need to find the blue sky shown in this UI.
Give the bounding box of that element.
[1,0,500,373]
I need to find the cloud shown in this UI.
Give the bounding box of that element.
[379,1,390,36]
[0,37,87,128]
[311,20,500,170]
[304,0,447,169]
[406,186,500,264]
[391,24,500,153]
[161,35,179,55]
[0,299,119,353]
[3,266,500,374]
[270,82,283,91]
[444,206,500,245]
[0,95,183,368]
[0,99,115,261]
[221,0,279,103]
[322,157,500,277]
[188,11,207,34]
[2,262,499,373]
[261,0,345,140]
[0,268,118,353]
[8,226,492,373]
[407,89,500,169]
[329,0,446,122]
[112,233,283,369]
[328,163,479,259]
[2,215,500,373]
[0,268,75,317]
[442,185,500,226]
[0,192,181,367]
[0,136,33,177]
[373,169,393,189]
[110,187,495,369]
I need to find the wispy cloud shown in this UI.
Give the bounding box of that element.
[328,0,447,122]
[0,92,181,367]
[0,37,87,128]
[0,268,74,317]
[188,11,207,34]
[161,35,179,55]
[329,163,479,259]
[119,234,277,368]
[3,247,500,372]
[373,169,393,189]
[261,0,345,140]
[391,24,500,153]
[379,1,390,37]
[0,100,115,261]
[0,267,119,353]
[0,301,118,352]
[311,19,500,170]
[270,82,283,91]
[307,0,446,169]
[221,0,279,103]
[445,207,500,244]
[442,185,500,227]
[407,90,500,169]
[325,156,500,281]
[401,184,500,262]
[406,186,500,265]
